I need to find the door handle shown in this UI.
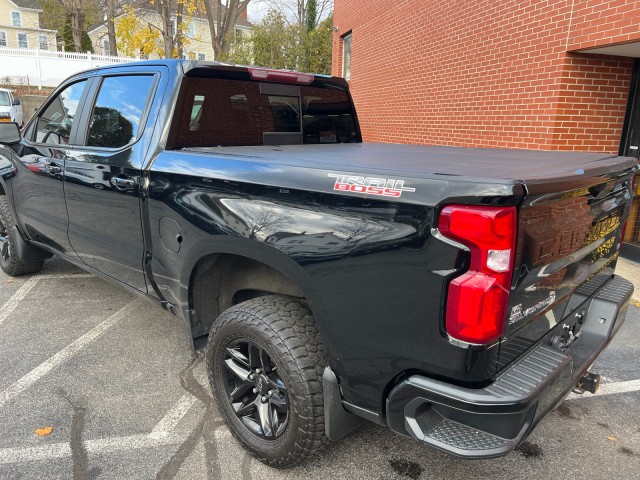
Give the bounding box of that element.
[111,176,136,189]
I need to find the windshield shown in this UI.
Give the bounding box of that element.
[0,92,10,107]
[173,77,358,148]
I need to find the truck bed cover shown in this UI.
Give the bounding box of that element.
[181,143,638,186]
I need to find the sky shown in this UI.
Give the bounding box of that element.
[247,2,269,23]
[246,1,333,24]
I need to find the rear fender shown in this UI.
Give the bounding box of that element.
[180,236,328,342]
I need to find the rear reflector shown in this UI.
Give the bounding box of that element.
[438,205,517,344]
[248,67,314,85]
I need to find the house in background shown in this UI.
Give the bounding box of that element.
[332,1,640,257]
[0,0,56,50]
[87,1,252,61]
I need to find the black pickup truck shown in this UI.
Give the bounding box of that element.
[0,60,636,468]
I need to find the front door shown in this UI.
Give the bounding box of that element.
[64,73,157,291]
[15,78,91,255]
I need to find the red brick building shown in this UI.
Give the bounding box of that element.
[332,0,640,251]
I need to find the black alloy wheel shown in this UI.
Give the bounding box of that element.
[206,295,327,468]
[222,339,289,439]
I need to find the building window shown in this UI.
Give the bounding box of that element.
[197,52,205,61]
[342,33,352,81]
[17,32,28,49]
[0,31,7,47]
[38,34,49,50]
[188,22,196,38]
[11,11,21,28]
[171,18,177,37]
[235,28,243,42]
[103,39,110,56]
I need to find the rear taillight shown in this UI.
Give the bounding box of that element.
[248,67,314,85]
[438,205,517,344]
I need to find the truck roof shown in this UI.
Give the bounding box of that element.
[80,59,348,88]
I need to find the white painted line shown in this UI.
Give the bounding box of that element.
[0,434,185,464]
[567,378,640,401]
[0,300,139,409]
[0,276,39,327]
[149,394,198,439]
[38,274,95,280]
[0,442,72,464]
[86,433,183,454]
[0,274,95,329]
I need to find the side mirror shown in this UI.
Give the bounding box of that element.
[12,99,20,106]
[0,122,21,144]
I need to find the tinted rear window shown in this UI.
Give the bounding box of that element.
[173,77,358,147]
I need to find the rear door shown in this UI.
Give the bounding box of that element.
[64,68,163,291]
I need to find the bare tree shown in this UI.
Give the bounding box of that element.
[244,206,293,240]
[55,0,86,51]
[257,0,332,28]
[155,0,176,58]
[204,0,251,61]
[104,0,118,56]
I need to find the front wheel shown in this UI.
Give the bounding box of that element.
[206,295,327,468]
[0,195,44,276]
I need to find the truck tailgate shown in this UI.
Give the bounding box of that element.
[498,161,637,369]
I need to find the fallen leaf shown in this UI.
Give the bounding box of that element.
[5,279,13,284]
[632,300,640,307]
[607,436,617,442]
[35,426,53,436]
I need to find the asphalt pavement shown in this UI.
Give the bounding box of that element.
[0,256,638,479]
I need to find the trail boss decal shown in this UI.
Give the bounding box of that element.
[328,174,416,198]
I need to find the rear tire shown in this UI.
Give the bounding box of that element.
[0,195,44,276]
[206,295,327,468]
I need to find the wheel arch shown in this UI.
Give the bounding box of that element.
[182,239,328,345]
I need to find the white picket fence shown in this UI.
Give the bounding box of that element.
[0,47,139,89]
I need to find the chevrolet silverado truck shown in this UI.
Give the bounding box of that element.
[0,60,636,468]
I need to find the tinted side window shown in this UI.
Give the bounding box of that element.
[87,75,154,148]
[35,80,87,145]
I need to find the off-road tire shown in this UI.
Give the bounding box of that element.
[0,195,44,276]
[206,295,327,468]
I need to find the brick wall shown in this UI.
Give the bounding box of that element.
[567,0,640,51]
[332,0,638,153]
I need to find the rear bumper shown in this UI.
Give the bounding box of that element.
[385,274,633,458]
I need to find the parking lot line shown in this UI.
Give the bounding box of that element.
[0,277,39,327]
[0,379,200,465]
[0,434,186,465]
[0,274,94,328]
[38,274,95,280]
[0,300,139,409]
[567,378,640,400]
[150,394,199,439]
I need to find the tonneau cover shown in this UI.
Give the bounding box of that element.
[182,143,638,185]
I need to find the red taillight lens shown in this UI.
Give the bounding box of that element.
[248,67,314,85]
[438,205,517,344]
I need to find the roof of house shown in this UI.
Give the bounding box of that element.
[11,0,42,9]
[88,0,251,33]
